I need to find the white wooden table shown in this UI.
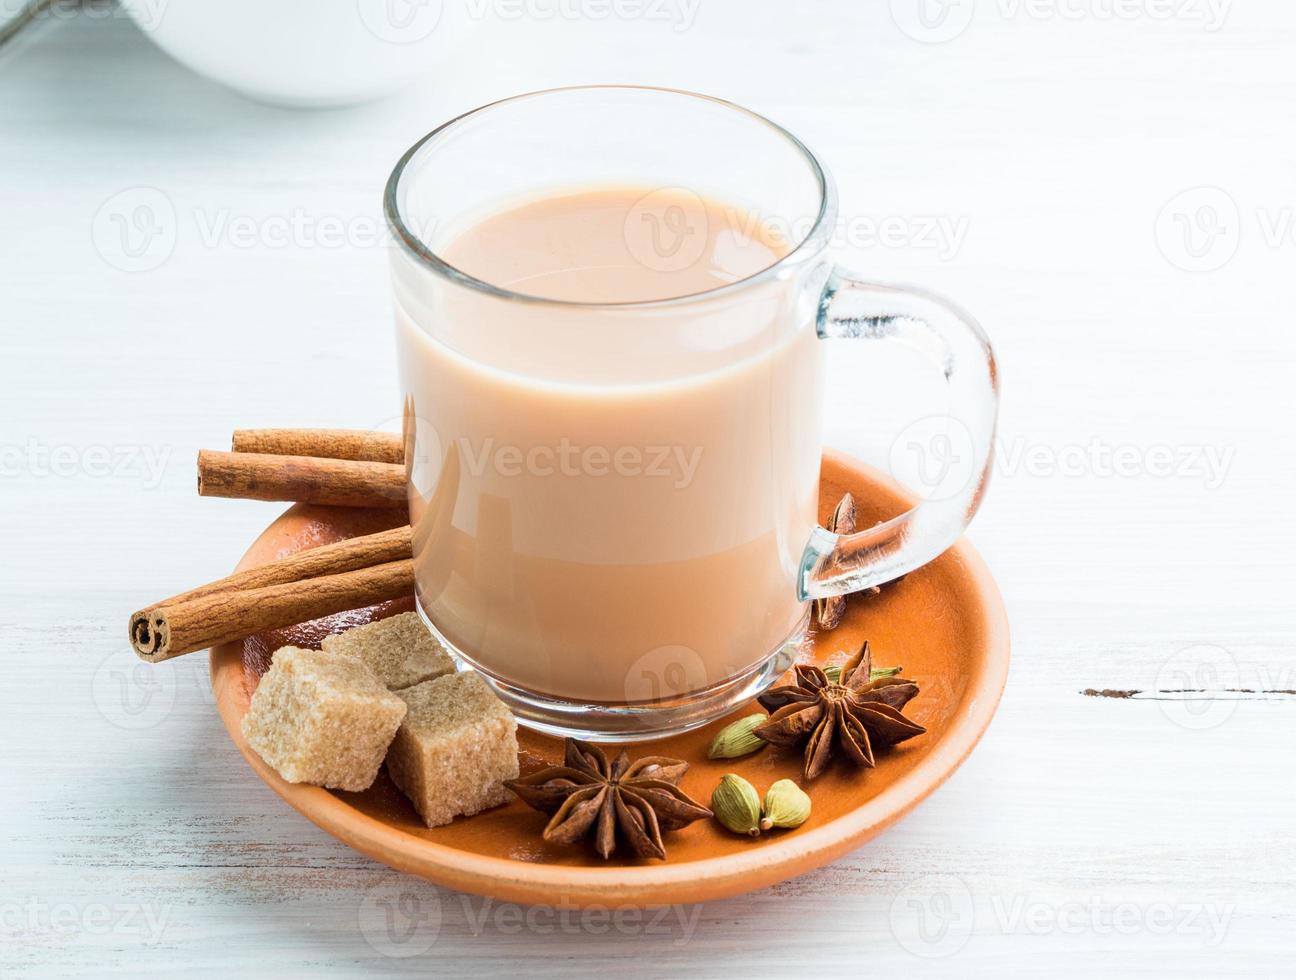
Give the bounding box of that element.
[3,3,1293,975]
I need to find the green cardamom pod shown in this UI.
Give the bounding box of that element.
[711,774,762,837]
[760,778,812,831]
[823,663,903,684]
[707,714,768,760]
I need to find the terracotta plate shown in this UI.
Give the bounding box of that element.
[210,451,1009,907]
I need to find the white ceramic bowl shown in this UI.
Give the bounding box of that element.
[122,0,476,107]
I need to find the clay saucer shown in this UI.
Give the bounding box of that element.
[210,451,1009,907]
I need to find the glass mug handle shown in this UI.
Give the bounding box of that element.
[798,267,1000,601]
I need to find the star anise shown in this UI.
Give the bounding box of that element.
[812,493,883,630]
[505,739,712,860]
[814,493,858,630]
[753,641,925,780]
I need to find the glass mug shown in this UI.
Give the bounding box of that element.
[384,86,997,741]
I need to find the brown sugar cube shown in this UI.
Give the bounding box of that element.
[386,672,519,828]
[241,647,406,792]
[320,612,455,691]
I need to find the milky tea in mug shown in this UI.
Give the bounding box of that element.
[387,87,997,739]
[395,186,822,712]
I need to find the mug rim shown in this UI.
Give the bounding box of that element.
[382,84,837,310]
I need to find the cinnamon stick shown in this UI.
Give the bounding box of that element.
[232,428,404,464]
[144,525,412,609]
[197,450,406,508]
[130,559,414,663]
